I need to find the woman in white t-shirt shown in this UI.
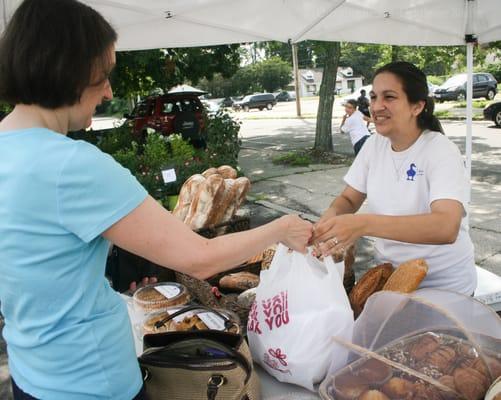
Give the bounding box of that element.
[313,61,476,295]
[340,99,371,155]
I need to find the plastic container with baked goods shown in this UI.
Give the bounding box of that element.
[141,305,240,337]
[319,289,501,400]
[133,282,190,313]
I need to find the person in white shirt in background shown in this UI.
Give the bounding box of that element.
[340,99,371,156]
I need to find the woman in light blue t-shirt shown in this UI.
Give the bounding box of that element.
[0,1,313,399]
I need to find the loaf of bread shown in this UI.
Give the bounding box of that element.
[349,263,394,317]
[382,258,428,293]
[220,177,250,223]
[172,174,205,221]
[219,271,260,292]
[201,167,218,178]
[185,174,225,230]
[205,178,238,227]
[217,165,237,179]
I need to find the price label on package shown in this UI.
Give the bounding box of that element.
[161,168,177,184]
[198,312,226,331]
[154,285,181,299]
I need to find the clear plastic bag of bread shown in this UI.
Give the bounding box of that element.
[319,289,501,400]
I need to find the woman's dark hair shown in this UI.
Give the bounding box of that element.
[0,0,117,108]
[345,99,358,108]
[374,61,444,134]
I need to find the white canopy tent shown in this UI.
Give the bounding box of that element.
[1,0,501,196]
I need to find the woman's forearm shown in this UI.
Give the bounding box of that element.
[329,193,360,216]
[186,217,289,279]
[359,212,460,245]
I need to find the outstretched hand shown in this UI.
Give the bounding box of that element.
[312,214,363,257]
[279,215,314,254]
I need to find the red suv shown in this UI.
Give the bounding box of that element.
[124,93,206,147]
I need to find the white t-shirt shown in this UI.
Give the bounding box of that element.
[344,130,476,295]
[341,110,370,146]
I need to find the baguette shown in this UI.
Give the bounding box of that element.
[349,263,394,317]
[172,174,205,221]
[382,258,428,293]
[185,174,225,230]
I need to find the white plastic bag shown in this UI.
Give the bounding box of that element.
[248,244,354,391]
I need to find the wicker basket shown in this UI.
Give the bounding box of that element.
[175,215,254,327]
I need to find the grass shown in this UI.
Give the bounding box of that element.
[454,100,490,109]
[435,109,484,120]
[272,151,312,167]
[272,148,350,167]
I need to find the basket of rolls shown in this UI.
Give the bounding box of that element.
[319,288,501,400]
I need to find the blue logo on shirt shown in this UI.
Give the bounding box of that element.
[406,163,417,181]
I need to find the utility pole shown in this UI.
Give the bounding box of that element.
[291,42,301,117]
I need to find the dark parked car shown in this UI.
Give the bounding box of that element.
[434,73,497,102]
[275,91,296,102]
[484,101,501,127]
[233,93,276,111]
[124,92,206,147]
[219,97,235,107]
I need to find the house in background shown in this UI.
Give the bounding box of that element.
[286,67,364,97]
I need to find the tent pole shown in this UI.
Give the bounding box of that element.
[291,42,302,117]
[465,41,474,207]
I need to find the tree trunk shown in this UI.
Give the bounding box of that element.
[314,42,340,152]
[391,45,401,62]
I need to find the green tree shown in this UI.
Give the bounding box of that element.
[111,45,241,104]
[231,64,261,95]
[314,41,340,152]
[339,43,385,82]
[259,41,315,69]
[255,57,292,92]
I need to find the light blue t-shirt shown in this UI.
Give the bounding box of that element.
[0,128,148,399]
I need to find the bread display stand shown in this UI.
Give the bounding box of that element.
[120,293,322,400]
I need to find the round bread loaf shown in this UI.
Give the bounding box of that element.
[349,263,394,317]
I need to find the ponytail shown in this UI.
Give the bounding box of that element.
[418,97,444,134]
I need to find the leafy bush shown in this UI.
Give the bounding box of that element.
[94,110,242,201]
[205,110,242,168]
[485,63,501,82]
[98,123,136,155]
[427,75,446,86]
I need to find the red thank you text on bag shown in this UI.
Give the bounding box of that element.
[248,244,354,391]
